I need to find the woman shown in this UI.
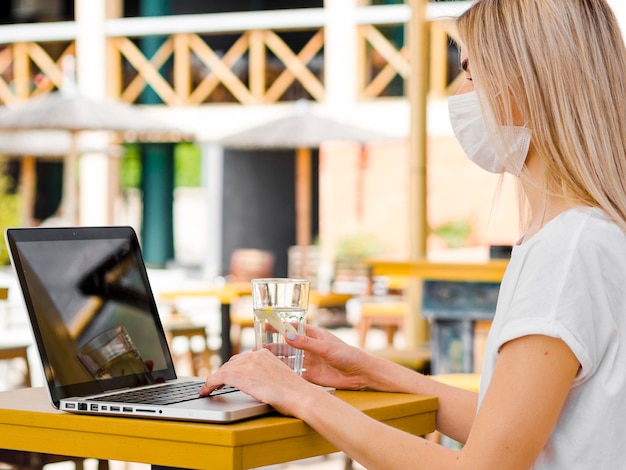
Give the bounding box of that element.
[201,0,626,467]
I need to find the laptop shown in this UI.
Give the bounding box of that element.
[5,225,275,423]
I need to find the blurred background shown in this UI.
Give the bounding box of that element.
[0,0,517,277]
[0,1,625,467]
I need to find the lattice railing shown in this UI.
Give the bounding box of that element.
[0,41,75,104]
[0,9,463,105]
[108,29,325,105]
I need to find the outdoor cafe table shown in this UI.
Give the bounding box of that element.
[363,257,508,348]
[159,282,252,364]
[364,258,509,283]
[0,387,437,469]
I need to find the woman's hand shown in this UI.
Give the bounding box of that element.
[199,324,373,412]
[286,324,372,390]
[199,348,320,416]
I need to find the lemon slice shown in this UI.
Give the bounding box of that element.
[256,309,298,336]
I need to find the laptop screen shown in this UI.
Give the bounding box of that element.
[6,226,177,406]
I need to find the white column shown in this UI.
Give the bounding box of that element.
[75,0,107,98]
[75,0,111,226]
[608,0,626,37]
[324,0,359,109]
[202,142,224,280]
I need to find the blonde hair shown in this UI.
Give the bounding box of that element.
[457,0,626,232]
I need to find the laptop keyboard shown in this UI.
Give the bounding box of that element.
[89,381,239,406]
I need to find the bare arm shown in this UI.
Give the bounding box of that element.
[201,332,578,468]
[349,351,478,442]
[460,335,579,467]
[292,327,478,442]
[295,334,579,469]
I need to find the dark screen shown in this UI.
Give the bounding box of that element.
[6,226,177,406]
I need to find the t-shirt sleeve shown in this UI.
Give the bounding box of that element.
[492,226,616,386]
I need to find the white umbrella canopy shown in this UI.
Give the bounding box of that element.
[0,129,122,227]
[0,91,191,140]
[220,102,390,247]
[220,112,388,150]
[0,90,193,224]
[0,130,121,157]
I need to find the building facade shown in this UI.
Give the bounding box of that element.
[0,0,486,278]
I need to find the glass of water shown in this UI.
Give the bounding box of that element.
[251,278,310,375]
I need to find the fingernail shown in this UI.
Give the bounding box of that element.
[286,332,297,341]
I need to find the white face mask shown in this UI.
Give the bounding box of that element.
[448,91,531,176]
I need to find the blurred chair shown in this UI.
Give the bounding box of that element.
[230,295,255,354]
[331,257,370,296]
[0,344,31,389]
[288,245,320,288]
[228,249,275,282]
[164,296,221,376]
[228,249,275,353]
[0,288,30,390]
[346,295,408,349]
[165,322,214,377]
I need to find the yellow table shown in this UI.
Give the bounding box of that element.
[433,373,481,393]
[364,258,508,345]
[0,387,437,469]
[365,258,508,284]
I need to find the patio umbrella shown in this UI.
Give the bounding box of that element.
[0,130,122,157]
[0,129,122,226]
[0,90,193,224]
[220,102,390,248]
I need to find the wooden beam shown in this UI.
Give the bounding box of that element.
[295,147,312,247]
[406,0,430,346]
[19,156,36,227]
[248,30,266,101]
[173,33,191,99]
[13,42,30,100]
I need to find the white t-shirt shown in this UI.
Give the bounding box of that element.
[478,207,626,469]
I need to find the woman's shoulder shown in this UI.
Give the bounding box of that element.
[560,207,624,246]
[513,207,626,275]
[525,206,623,247]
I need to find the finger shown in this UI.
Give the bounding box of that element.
[199,350,261,396]
[286,330,332,355]
[199,380,223,397]
[303,324,343,343]
[199,369,229,397]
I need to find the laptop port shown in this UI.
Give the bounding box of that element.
[123,407,133,412]
[78,403,88,411]
[90,404,98,411]
[110,406,120,412]
[65,403,76,409]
